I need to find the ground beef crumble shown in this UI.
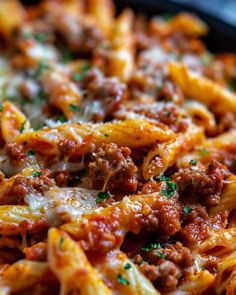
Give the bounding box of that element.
[173,161,230,207]
[88,143,138,194]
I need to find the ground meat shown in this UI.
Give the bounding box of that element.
[6,143,25,162]
[137,242,193,292]
[53,14,103,56]
[88,143,138,194]
[24,242,47,261]
[163,242,194,267]
[154,199,181,239]
[19,79,40,100]
[82,68,127,121]
[140,260,181,292]
[177,203,227,247]
[173,161,230,207]
[54,171,71,187]
[58,139,77,155]
[11,169,55,204]
[137,103,187,133]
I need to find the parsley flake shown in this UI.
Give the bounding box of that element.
[116,274,129,285]
[183,207,192,214]
[189,159,197,165]
[35,33,47,43]
[35,60,49,77]
[58,237,64,251]
[69,104,80,112]
[124,263,131,270]
[72,63,90,82]
[104,133,109,137]
[27,150,36,157]
[22,31,32,39]
[142,243,161,251]
[96,192,110,203]
[155,251,166,259]
[60,50,73,64]
[19,120,27,134]
[199,148,209,156]
[32,171,42,177]
[161,176,177,198]
[0,105,3,112]
[72,73,83,82]
[57,116,67,123]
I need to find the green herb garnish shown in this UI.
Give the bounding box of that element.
[96,192,110,203]
[183,207,192,214]
[19,120,27,134]
[60,50,73,64]
[35,60,49,77]
[124,263,131,270]
[58,237,64,251]
[199,148,209,155]
[142,243,161,251]
[160,176,177,197]
[22,31,32,39]
[72,63,90,82]
[155,251,166,259]
[27,150,36,157]
[104,133,109,137]
[227,79,235,92]
[69,104,80,112]
[116,274,129,285]
[57,115,67,123]
[189,159,197,165]
[32,171,42,177]
[35,33,47,43]
[0,106,3,112]
[72,73,83,82]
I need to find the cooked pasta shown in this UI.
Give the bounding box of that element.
[0,0,236,294]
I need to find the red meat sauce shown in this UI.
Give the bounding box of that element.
[1,140,231,292]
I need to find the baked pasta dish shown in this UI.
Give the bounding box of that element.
[0,0,236,294]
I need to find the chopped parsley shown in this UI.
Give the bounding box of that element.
[189,159,197,165]
[58,237,64,251]
[60,50,73,64]
[124,262,131,270]
[155,251,166,259]
[142,243,161,251]
[0,105,3,112]
[72,63,90,82]
[104,133,109,137]
[19,120,27,134]
[161,13,173,21]
[32,90,45,105]
[96,192,110,203]
[160,176,177,197]
[22,31,32,39]
[72,73,83,82]
[32,171,42,177]
[69,104,80,112]
[27,150,36,157]
[199,148,209,156]
[57,115,67,123]
[35,33,47,43]
[227,79,235,92]
[116,274,129,285]
[35,60,49,77]
[183,207,192,214]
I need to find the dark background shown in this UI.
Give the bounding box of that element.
[23,0,236,52]
[114,0,236,52]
